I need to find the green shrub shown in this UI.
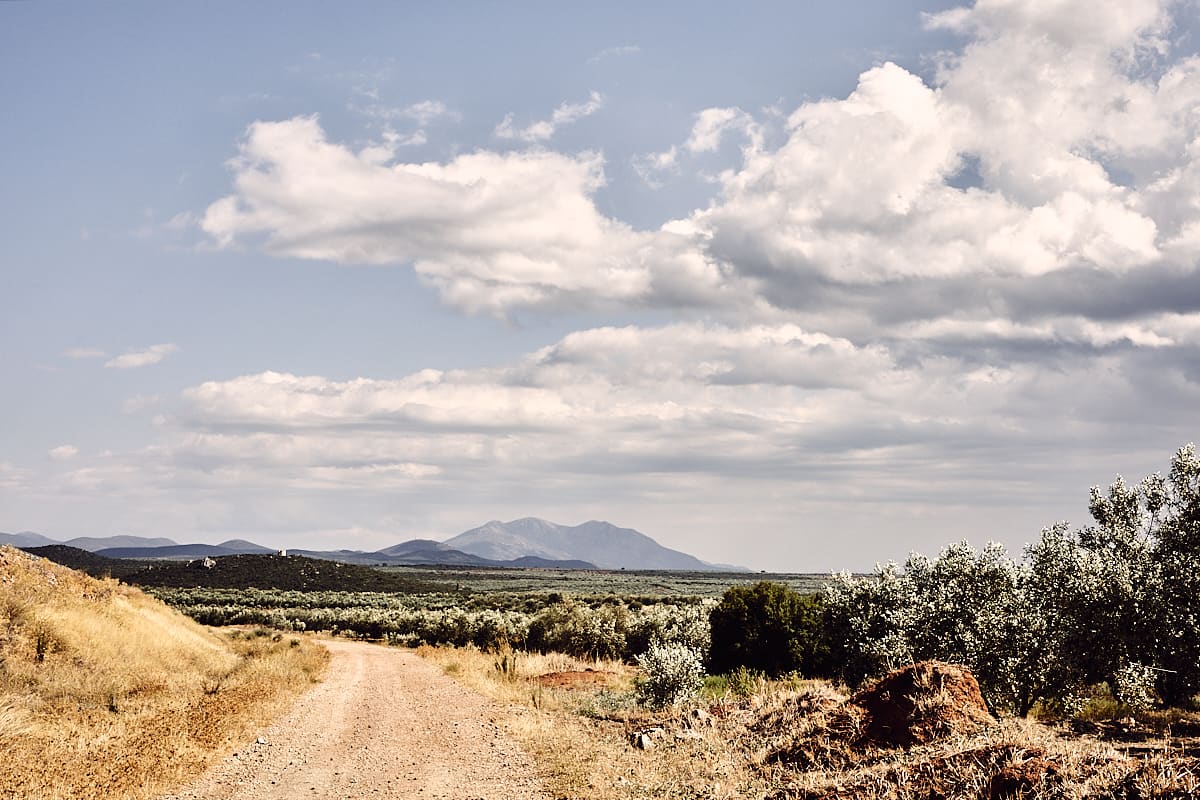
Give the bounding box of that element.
[708,581,830,678]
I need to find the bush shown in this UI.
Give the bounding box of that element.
[1114,662,1157,713]
[708,581,829,678]
[636,641,705,708]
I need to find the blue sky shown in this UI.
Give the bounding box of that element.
[3,1,1200,570]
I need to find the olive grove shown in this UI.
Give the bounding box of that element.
[824,443,1200,714]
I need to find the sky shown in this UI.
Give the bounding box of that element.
[3,1,1200,571]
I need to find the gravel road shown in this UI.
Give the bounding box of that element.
[159,639,552,800]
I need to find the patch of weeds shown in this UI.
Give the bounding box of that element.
[579,688,639,720]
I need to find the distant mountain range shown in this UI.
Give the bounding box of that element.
[2,518,743,571]
[446,518,736,570]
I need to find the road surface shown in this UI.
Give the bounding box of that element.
[160,639,552,800]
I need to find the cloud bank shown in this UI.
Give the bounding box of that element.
[106,0,1200,566]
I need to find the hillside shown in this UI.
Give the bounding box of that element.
[17,532,599,570]
[0,546,329,799]
[0,530,56,548]
[444,518,724,570]
[24,546,447,593]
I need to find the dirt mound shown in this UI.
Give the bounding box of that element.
[758,662,995,773]
[985,751,1060,799]
[852,660,994,747]
[533,669,618,688]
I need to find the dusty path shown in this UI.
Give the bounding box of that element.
[160,639,552,800]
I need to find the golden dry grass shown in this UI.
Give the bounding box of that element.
[417,642,782,798]
[418,643,1200,800]
[0,546,329,800]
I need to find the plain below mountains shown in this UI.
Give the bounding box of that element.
[2,518,741,571]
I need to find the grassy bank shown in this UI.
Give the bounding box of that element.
[0,546,329,800]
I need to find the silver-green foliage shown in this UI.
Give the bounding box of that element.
[635,640,705,708]
[824,443,1200,714]
[161,586,712,663]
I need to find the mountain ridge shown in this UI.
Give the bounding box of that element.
[6,520,737,571]
[444,517,732,571]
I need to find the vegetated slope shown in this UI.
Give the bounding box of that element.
[445,517,722,570]
[0,546,329,800]
[97,543,273,559]
[24,546,447,593]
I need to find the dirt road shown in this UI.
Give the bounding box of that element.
[160,639,552,800]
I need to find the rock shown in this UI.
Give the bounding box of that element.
[631,732,655,750]
[630,727,665,749]
[256,736,267,745]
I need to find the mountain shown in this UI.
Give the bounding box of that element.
[0,531,57,548]
[370,539,597,569]
[217,539,276,554]
[443,518,726,570]
[64,535,178,552]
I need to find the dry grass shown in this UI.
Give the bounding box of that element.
[417,642,783,798]
[418,643,1200,800]
[0,546,330,800]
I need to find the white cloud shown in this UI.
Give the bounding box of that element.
[684,107,759,153]
[105,343,179,369]
[62,347,107,360]
[588,45,640,63]
[494,91,605,142]
[48,445,78,461]
[401,100,457,126]
[32,315,1189,567]
[202,0,1200,330]
[175,0,1200,566]
[632,146,679,187]
[202,115,738,315]
[634,106,763,186]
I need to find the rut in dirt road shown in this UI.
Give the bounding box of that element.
[160,639,552,800]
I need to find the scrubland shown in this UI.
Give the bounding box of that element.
[0,546,328,800]
[419,644,1200,800]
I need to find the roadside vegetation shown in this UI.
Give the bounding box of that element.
[406,442,1200,798]
[9,442,1200,798]
[0,546,329,800]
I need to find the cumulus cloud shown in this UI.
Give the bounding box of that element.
[203,0,1200,344]
[50,315,1181,566]
[494,91,605,142]
[167,320,1199,502]
[105,343,178,369]
[634,106,763,185]
[173,0,1200,566]
[48,445,78,461]
[201,115,738,314]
